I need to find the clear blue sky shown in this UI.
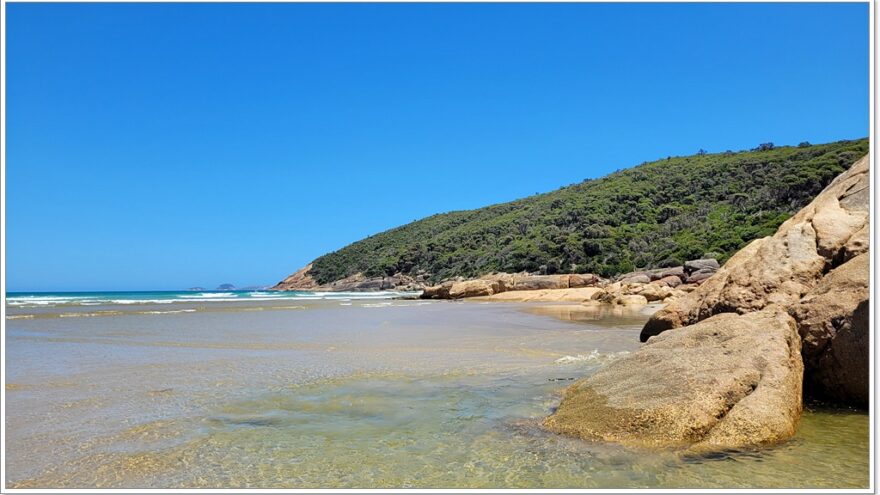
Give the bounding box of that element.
[6,3,869,291]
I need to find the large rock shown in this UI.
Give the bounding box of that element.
[614,294,648,306]
[684,258,720,274]
[321,272,423,292]
[272,265,425,292]
[685,268,716,284]
[640,155,869,405]
[419,282,453,299]
[568,273,601,288]
[631,283,674,302]
[448,279,501,299]
[659,266,686,281]
[510,275,571,291]
[789,253,869,406]
[619,274,651,285]
[657,275,683,288]
[545,308,803,450]
[271,264,320,291]
[483,287,604,302]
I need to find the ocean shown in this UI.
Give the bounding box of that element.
[4,292,869,488]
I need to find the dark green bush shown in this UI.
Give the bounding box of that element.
[305,139,868,284]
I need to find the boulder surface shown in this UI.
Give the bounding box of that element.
[545,308,803,450]
[640,155,869,406]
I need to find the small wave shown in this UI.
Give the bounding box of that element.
[138,309,197,315]
[554,350,629,365]
[6,315,34,320]
[59,311,123,318]
[177,292,236,299]
[361,302,394,308]
[109,299,177,305]
[246,292,285,297]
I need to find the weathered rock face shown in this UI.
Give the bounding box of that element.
[315,273,424,292]
[685,269,716,284]
[629,283,674,302]
[616,264,709,287]
[640,155,869,405]
[790,252,869,405]
[272,264,320,291]
[421,273,603,299]
[657,275,683,288]
[619,274,651,285]
[684,258,720,274]
[614,294,649,306]
[448,279,501,299]
[482,287,605,302]
[272,265,426,292]
[545,308,803,450]
[510,274,572,291]
[659,266,686,280]
[568,273,601,288]
[419,282,453,299]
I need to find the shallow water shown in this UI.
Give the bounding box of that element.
[4,297,869,488]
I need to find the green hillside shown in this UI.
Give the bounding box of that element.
[308,139,869,284]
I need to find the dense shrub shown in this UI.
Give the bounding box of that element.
[306,139,868,284]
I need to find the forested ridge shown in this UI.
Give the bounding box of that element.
[306,138,868,284]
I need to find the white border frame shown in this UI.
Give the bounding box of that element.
[0,0,875,493]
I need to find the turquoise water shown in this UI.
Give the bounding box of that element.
[6,290,414,307]
[4,296,870,489]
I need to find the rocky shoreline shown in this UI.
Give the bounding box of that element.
[417,259,719,307]
[273,154,869,453]
[545,154,869,451]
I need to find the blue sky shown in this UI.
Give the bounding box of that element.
[6,3,869,291]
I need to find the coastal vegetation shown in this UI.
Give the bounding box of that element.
[307,138,868,284]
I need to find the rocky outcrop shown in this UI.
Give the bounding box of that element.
[545,308,803,450]
[480,287,604,302]
[640,155,869,405]
[619,274,651,285]
[448,279,502,299]
[420,273,603,299]
[684,258,720,274]
[272,264,321,291]
[420,282,454,299]
[271,264,426,292]
[615,261,718,287]
[657,275,682,288]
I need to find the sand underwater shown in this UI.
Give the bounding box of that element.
[4,292,869,488]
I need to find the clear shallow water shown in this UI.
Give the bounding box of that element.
[4,297,869,488]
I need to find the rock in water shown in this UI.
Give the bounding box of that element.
[420,282,453,299]
[545,308,803,450]
[639,155,869,406]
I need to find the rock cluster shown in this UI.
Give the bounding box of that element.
[419,264,714,302]
[547,154,869,451]
[420,273,603,300]
[641,155,869,405]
